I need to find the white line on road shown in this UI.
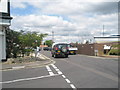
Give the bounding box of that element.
[12,66,25,69]
[65,79,71,83]
[46,65,55,75]
[62,75,66,78]
[1,74,60,84]
[55,68,60,71]
[70,84,76,89]
[41,54,77,89]
[41,54,51,60]
[51,64,57,69]
[49,72,54,76]
[50,64,77,89]
[57,71,63,74]
[46,65,52,72]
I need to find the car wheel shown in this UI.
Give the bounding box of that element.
[52,54,54,57]
[54,54,58,58]
[65,54,68,58]
[74,53,76,55]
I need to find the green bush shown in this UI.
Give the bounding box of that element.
[108,44,120,55]
[108,49,120,55]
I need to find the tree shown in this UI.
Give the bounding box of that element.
[6,29,48,58]
[6,29,21,58]
[44,40,53,47]
[19,32,48,56]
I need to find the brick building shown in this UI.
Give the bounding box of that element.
[72,35,120,56]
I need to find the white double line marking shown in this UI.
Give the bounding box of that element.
[46,65,54,76]
[51,64,76,89]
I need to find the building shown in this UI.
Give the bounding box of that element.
[0,0,12,61]
[94,35,120,56]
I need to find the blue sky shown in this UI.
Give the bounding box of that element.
[11,3,37,16]
[10,0,119,43]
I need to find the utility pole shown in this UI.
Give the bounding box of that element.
[103,25,104,36]
[52,31,54,43]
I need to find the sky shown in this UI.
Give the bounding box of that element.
[10,0,119,43]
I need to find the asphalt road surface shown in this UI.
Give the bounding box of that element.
[1,51,118,89]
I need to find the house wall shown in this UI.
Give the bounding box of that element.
[0,26,6,61]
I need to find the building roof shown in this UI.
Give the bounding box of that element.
[94,34,120,43]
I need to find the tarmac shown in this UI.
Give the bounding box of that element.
[0,54,55,71]
[0,54,119,71]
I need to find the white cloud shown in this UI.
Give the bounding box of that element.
[10,1,118,43]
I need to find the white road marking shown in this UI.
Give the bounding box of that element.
[55,68,60,71]
[46,65,55,76]
[49,72,54,76]
[46,66,52,72]
[1,74,60,84]
[41,54,51,60]
[57,71,63,74]
[50,64,77,89]
[12,66,25,69]
[65,79,71,83]
[70,84,76,89]
[62,75,66,78]
[51,64,57,69]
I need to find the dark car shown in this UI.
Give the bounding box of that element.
[51,43,69,58]
[43,47,49,51]
[43,47,52,51]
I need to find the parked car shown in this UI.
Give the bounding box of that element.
[51,43,69,58]
[68,44,78,55]
[43,47,52,51]
[43,47,49,51]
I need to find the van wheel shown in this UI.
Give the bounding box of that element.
[54,54,57,58]
[65,54,68,58]
[74,53,76,55]
[52,54,54,57]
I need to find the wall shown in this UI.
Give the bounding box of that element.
[74,44,95,56]
[72,42,119,56]
[0,26,6,61]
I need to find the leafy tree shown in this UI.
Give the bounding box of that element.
[44,40,53,47]
[6,29,48,58]
[6,29,21,58]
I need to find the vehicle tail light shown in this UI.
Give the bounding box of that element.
[55,47,58,50]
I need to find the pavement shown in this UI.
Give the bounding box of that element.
[0,54,55,71]
[100,55,120,58]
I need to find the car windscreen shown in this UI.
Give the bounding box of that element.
[67,44,73,48]
[56,44,68,49]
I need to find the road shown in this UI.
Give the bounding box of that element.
[1,51,118,89]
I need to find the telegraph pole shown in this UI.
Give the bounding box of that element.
[103,25,104,36]
[52,31,54,43]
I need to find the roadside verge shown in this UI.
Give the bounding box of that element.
[0,54,55,71]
